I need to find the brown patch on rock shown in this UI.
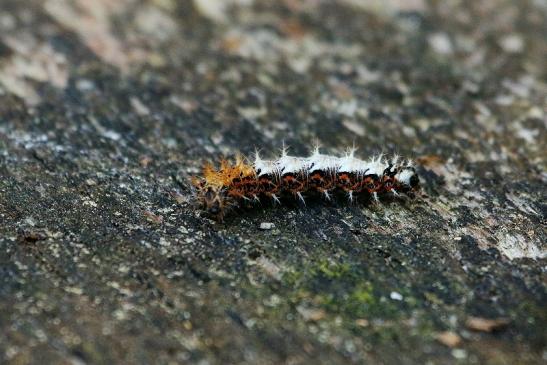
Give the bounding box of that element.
[465,317,510,332]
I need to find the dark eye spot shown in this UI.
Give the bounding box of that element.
[209,204,220,215]
[205,190,215,200]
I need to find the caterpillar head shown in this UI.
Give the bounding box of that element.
[192,178,230,221]
[192,158,255,221]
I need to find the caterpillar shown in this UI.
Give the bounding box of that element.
[191,146,419,221]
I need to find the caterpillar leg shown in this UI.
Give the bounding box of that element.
[347,190,354,202]
[296,192,306,205]
[271,194,281,205]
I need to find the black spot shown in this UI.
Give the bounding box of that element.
[208,203,220,215]
[410,174,419,188]
[205,189,215,200]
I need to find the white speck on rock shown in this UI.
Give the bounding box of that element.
[82,199,98,207]
[159,237,171,246]
[451,349,467,359]
[257,257,282,280]
[499,34,524,53]
[342,119,365,136]
[341,0,426,15]
[24,217,37,226]
[259,222,275,230]
[515,127,539,144]
[130,97,150,116]
[496,232,545,260]
[337,100,358,117]
[428,33,453,55]
[193,0,228,22]
[76,79,95,91]
[102,130,121,141]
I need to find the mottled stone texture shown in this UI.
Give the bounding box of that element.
[0,0,545,364]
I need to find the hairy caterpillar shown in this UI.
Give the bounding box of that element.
[192,146,419,221]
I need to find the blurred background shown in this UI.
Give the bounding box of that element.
[1,0,545,159]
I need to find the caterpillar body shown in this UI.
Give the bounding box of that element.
[192,146,419,221]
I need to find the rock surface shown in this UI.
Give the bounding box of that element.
[0,0,545,364]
